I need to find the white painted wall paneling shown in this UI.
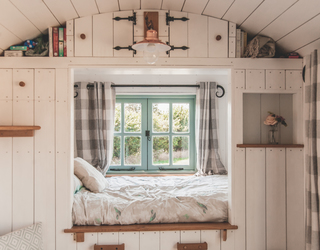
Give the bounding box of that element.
[279,94,293,144]
[182,0,208,15]
[246,70,265,90]
[67,20,74,36]
[233,148,245,250]
[243,94,260,144]
[75,16,93,56]
[208,18,228,58]
[140,231,160,250]
[0,69,12,99]
[43,0,79,25]
[286,148,305,250]
[70,0,99,17]
[93,13,113,57]
[223,0,264,26]
[55,69,76,250]
[119,232,140,250]
[10,0,59,32]
[67,20,74,57]
[0,24,22,50]
[240,0,297,35]
[35,69,55,250]
[201,230,220,250]
[13,69,34,100]
[266,148,286,250]
[113,11,134,57]
[77,233,97,250]
[181,230,200,243]
[203,0,234,19]
[160,231,180,250]
[266,70,285,90]
[246,148,265,250]
[277,14,320,52]
[0,0,40,41]
[97,232,119,245]
[286,70,302,90]
[141,0,162,10]
[97,0,120,12]
[188,13,207,58]
[221,230,234,250]
[228,37,235,58]
[229,22,236,37]
[260,0,320,41]
[161,0,184,11]
[234,70,245,89]
[169,11,188,58]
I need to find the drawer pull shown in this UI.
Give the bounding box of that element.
[80,34,86,40]
[19,81,25,87]
[94,243,125,250]
[216,35,222,41]
[177,242,207,250]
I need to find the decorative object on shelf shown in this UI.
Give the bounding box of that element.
[264,112,287,144]
[244,35,275,58]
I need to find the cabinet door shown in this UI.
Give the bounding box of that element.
[119,232,139,250]
[266,70,285,90]
[160,231,180,250]
[208,18,228,58]
[140,231,159,250]
[13,69,34,100]
[0,69,12,99]
[246,70,265,90]
[169,11,188,58]
[234,70,245,89]
[188,13,207,58]
[93,13,113,57]
[201,230,220,250]
[181,231,200,243]
[286,70,302,90]
[75,16,93,56]
[114,11,134,57]
[76,233,97,250]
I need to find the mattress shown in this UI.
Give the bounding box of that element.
[72,175,228,225]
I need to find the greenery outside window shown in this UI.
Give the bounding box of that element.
[109,95,196,173]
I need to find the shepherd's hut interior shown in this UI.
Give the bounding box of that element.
[0,0,319,250]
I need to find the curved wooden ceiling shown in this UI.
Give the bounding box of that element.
[0,0,319,56]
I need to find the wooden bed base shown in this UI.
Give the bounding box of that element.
[64,222,238,242]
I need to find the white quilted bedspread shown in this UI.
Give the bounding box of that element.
[72,175,228,225]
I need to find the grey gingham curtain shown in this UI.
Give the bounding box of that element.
[305,50,320,250]
[74,82,115,175]
[196,82,227,175]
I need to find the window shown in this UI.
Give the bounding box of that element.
[109,95,196,173]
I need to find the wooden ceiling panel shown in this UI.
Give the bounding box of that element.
[223,0,263,25]
[71,0,99,17]
[119,0,140,11]
[182,0,208,14]
[10,0,59,32]
[0,24,22,50]
[0,0,40,40]
[240,0,298,35]
[43,0,78,24]
[161,0,185,11]
[296,38,320,56]
[260,0,320,41]
[141,0,162,10]
[202,0,234,19]
[277,14,320,53]
[97,0,120,13]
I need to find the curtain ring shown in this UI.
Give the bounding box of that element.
[216,85,225,98]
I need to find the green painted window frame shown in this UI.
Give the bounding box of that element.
[109,95,196,174]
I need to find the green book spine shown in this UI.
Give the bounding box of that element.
[59,41,64,57]
[58,28,64,41]
[10,46,28,51]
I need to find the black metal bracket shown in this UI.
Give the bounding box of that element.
[113,12,136,25]
[166,13,189,25]
[159,167,184,171]
[109,167,136,171]
[166,43,189,54]
[113,46,136,54]
[216,84,225,98]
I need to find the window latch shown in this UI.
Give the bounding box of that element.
[145,130,151,141]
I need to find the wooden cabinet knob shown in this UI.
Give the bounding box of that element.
[19,81,25,87]
[80,34,86,40]
[216,35,222,41]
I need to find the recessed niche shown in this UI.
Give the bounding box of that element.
[243,93,293,144]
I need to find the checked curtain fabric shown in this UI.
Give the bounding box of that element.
[305,49,320,250]
[196,82,227,175]
[74,82,115,175]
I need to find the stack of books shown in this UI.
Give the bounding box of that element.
[236,28,247,58]
[48,27,67,57]
[4,45,27,57]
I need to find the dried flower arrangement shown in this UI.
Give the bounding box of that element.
[264,111,287,127]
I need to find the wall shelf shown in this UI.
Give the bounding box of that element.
[0,126,41,137]
[237,144,304,148]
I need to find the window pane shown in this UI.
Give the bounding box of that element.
[125,103,141,133]
[114,103,121,132]
[153,103,169,133]
[173,136,189,165]
[153,136,169,165]
[173,103,189,132]
[124,136,141,165]
[111,136,121,165]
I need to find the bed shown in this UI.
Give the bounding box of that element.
[72,175,228,226]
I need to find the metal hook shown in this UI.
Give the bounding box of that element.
[74,92,78,98]
[216,85,225,98]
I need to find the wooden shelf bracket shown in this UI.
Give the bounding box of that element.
[0,126,41,137]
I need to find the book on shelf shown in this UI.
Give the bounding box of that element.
[236,29,241,58]
[63,28,67,57]
[49,26,67,57]
[53,27,59,57]
[10,45,28,51]
[235,29,248,58]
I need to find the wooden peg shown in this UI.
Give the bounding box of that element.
[216,35,222,41]
[19,81,25,87]
[223,229,227,241]
[75,232,84,242]
[80,34,86,40]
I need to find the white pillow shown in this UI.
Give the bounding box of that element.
[73,174,83,194]
[0,222,44,250]
[74,157,106,193]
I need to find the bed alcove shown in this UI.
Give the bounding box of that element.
[68,67,237,241]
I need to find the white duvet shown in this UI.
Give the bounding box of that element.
[72,175,228,225]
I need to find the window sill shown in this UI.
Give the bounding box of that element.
[105,170,196,177]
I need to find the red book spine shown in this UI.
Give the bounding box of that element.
[53,27,59,57]
[64,28,67,57]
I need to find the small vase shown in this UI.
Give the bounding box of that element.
[268,125,278,144]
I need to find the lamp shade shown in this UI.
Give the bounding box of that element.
[132,30,171,52]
